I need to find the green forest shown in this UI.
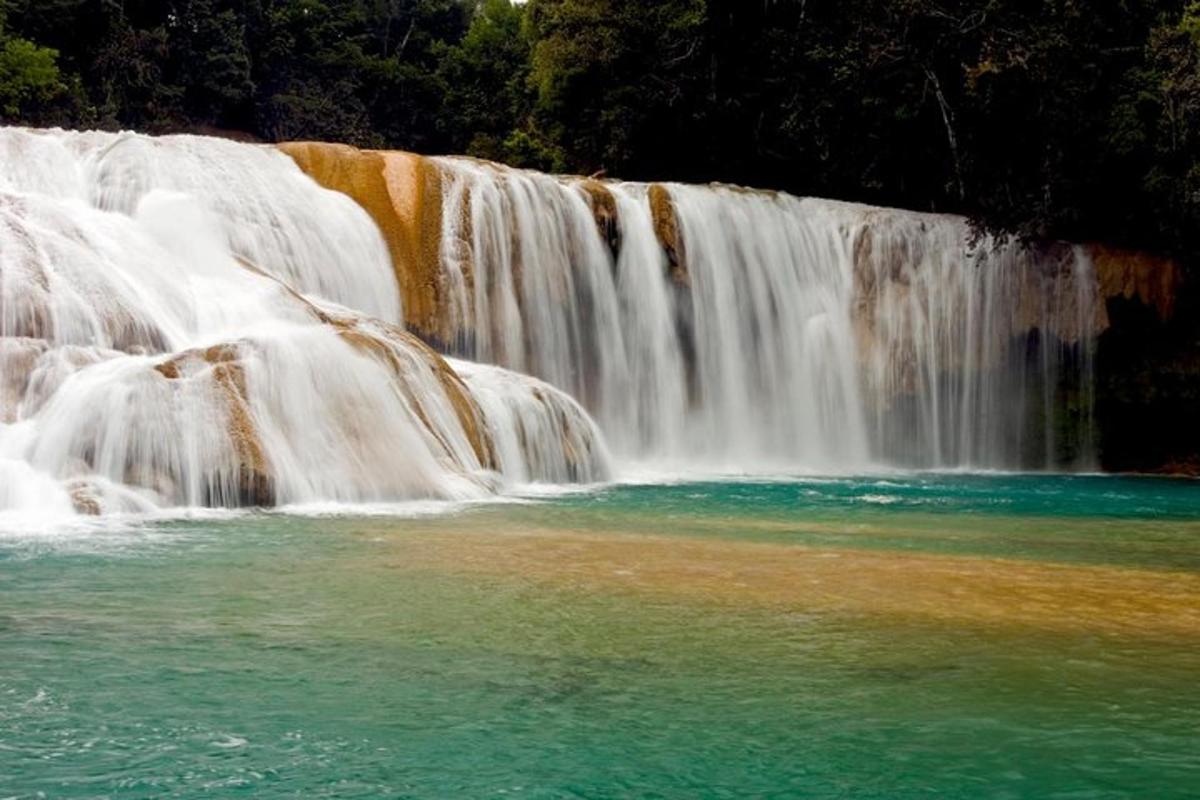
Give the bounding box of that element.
[2,0,1198,265]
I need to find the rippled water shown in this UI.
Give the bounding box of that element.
[2,475,1198,798]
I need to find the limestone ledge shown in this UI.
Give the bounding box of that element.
[280,141,1182,362]
[1086,243,1181,324]
[278,142,693,342]
[278,142,446,342]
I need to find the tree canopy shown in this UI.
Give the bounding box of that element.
[1,0,1198,266]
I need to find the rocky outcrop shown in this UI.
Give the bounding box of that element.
[154,342,275,507]
[451,359,612,485]
[278,142,447,341]
[578,179,620,258]
[1093,259,1199,476]
[67,480,103,515]
[227,257,497,473]
[1086,244,1182,324]
[0,337,47,423]
[324,312,498,471]
[648,183,688,286]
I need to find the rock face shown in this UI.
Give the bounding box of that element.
[0,338,47,423]
[154,342,275,507]
[1086,244,1182,324]
[278,141,447,341]
[323,312,497,472]
[578,179,620,258]
[647,183,688,286]
[1092,251,1198,476]
[451,359,612,485]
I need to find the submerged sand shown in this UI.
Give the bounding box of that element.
[368,523,1200,642]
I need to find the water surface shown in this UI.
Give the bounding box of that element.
[2,474,1198,798]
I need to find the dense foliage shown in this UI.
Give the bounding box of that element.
[1,0,1198,263]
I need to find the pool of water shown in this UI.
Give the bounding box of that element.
[2,474,1198,798]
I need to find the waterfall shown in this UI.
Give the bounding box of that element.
[0,128,402,323]
[451,359,612,485]
[434,158,1099,471]
[0,128,610,522]
[0,125,1105,523]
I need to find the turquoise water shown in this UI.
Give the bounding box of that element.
[512,474,1200,569]
[2,475,1198,798]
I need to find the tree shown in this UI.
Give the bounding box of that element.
[1136,2,1200,258]
[250,0,378,143]
[0,33,65,118]
[524,0,706,178]
[356,0,471,154]
[167,0,256,129]
[437,0,531,160]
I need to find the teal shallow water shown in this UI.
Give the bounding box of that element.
[1,475,1198,798]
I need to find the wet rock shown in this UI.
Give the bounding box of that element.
[67,480,102,515]
[578,179,621,259]
[1086,243,1182,324]
[278,142,447,343]
[0,338,48,422]
[154,343,276,507]
[648,184,687,286]
[329,313,498,471]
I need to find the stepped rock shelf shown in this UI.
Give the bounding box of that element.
[0,127,1190,519]
[0,128,608,518]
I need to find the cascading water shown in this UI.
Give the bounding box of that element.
[451,359,613,485]
[434,158,1099,471]
[0,128,610,523]
[0,125,1104,524]
[0,127,402,323]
